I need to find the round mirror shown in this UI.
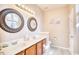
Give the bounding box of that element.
[0,8,24,33]
[5,13,22,29]
[30,19,37,29]
[27,17,38,32]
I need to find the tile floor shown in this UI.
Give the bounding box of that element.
[43,46,71,55]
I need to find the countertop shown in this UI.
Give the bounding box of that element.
[0,32,49,55]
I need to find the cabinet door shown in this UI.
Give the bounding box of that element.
[43,39,46,45]
[37,41,43,55]
[25,44,37,55]
[16,50,25,55]
[42,39,46,54]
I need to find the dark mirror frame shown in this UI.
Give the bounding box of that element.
[0,8,24,33]
[27,17,38,32]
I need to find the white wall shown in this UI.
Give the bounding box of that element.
[43,6,69,48]
[0,4,44,43]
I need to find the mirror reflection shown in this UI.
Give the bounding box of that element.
[30,19,37,29]
[5,13,21,29]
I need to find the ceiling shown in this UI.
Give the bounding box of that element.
[37,4,67,12]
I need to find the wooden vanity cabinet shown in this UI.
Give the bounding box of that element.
[36,40,43,55]
[42,39,46,45]
[16,39,46,55]
[25,44,37,55]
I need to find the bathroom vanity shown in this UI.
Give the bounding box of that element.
[16,39,46,55]
[0,33,49,55]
